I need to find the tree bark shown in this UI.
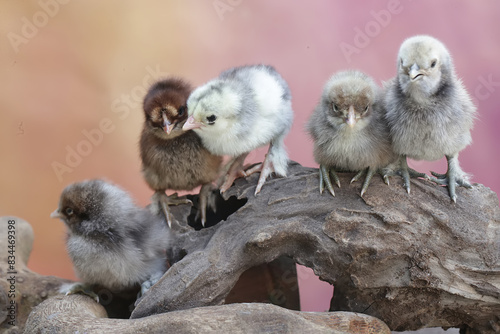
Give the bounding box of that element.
[2,162,500,333]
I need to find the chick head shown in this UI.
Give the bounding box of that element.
[143,79,191,137]
[322,70,377,130]
[183,80,241,135]
[50,180,133,237]
[397,35,452,97]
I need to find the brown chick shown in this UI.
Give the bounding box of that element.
[140,78,223,227]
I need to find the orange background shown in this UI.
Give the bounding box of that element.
[1,1,499,312]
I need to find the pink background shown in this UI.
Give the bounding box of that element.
[1,1,499,313]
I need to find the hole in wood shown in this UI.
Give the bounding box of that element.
[186,191,247,230]
[225,256,300,311]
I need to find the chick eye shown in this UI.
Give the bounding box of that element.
[332,104,339,112]
[430,60,437,68]
[363,105,369,113]
[178,106,186,116]
[65,207,74,216]
[206,115,217,124]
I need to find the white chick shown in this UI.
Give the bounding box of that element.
[183,65,294,195]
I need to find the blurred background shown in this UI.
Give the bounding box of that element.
[1,0,498,328]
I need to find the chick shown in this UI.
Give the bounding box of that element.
[183,65,294,195]
[307,70,396,197]
[384,35,476,202]
[50,179,169,298]
[140,78,222,227]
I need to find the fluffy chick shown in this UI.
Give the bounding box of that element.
[140,78,222,227]
[51,179,169,297]
[183,64,294,195]
[384,35,476,202]
[307,70,396,197]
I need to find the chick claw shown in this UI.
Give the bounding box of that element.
[319,165,340,197]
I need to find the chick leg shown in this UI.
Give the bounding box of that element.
[254,154,274,195]
[429,154,472,203]
[153,191,192,228]
[400,156,412,194]
[219,154,249,193]
[319,165,338,197]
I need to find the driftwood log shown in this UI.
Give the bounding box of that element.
[0,219,390,334]
[2,162,500,333]
[0,216,73,334]
[24,295,389,334]
[130,162,500,333]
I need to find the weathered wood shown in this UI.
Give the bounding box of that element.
[133,162,500,333]
[3,162,500,333]
[24,295,390,334]
[0,216,71,333]
[0,183,390,333]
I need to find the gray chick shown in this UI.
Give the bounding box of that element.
[384,35,476,202]
[307,70,396,197]
[183,64,294,195]
[51,179,169,298]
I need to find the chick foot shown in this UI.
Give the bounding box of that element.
[218,154,248,193]
[134,270,165,307]
[350,167,378,197]
[59,282,99,303]
[395,156,429,194]
[429,154,472,203]
[246,154,272,195]
[153,191,192,228]
[319,165,341,197]
[139,271,163,297]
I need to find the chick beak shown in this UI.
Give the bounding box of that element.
[162,114,173,135]
[346,106,357,128]
[182,116,204,131]
[50,209,63,219]
[409,63,423,81]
